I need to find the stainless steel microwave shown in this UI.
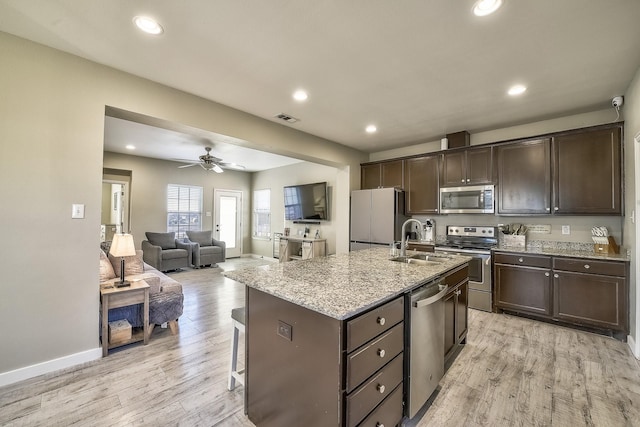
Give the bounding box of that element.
[440,185,495,214]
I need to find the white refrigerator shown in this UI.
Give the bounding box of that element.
[350,188,408,251]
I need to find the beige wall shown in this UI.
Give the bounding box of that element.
[0,31,364,382]
[102,152,253,253]
[251,162,340,258]
[623,63,640,353]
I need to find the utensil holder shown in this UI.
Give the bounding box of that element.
[594,236,619,254]
[503,234,526,248]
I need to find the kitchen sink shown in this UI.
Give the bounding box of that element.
[389,254,446,265]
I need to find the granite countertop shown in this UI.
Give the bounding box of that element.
[493,245,630,262]
[223,248,470,320]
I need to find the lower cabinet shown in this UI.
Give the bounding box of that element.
[279,237,326,262]
[493,251,629,337]
[494,253,552,317]
[345,297,405,427]
[443,265,469,363]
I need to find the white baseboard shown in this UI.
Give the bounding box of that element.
[628,334,640,359]
[0,347,102,387]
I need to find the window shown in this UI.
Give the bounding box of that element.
[253,189,271,239]
[167,184,203,239]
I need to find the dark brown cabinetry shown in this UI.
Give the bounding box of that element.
[493,251,629,338]
[345,296,404,427]
[553,126,622,215]
[497,139,551,215]
[404,154,441,214]
[494,253,552,316]
[442,146,493,186]
[247,288,405,427]
[553,257,627,334]
[443,265,469,364]
[361,160,404,190]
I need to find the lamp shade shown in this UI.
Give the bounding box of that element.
[109,233,136,257]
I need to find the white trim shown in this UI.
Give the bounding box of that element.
[0,348,102,387]
[629,334,639,359]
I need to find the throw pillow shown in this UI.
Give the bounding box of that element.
[109,250,144,277]
[145,232,177,249]
[99,250,117,282]
[186,230,212,247]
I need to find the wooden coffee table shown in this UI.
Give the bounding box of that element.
[100,280,149,356]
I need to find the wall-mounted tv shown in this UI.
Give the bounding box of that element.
[283,182,329,221]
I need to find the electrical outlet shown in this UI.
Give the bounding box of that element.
[562,225,570,235]
[277,320,292,341]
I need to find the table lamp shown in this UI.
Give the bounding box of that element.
[109,233,136,288]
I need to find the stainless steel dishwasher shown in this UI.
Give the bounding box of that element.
[407,278,449,419]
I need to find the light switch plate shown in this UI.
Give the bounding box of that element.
[72,204,85,219]
[561,225,570,235]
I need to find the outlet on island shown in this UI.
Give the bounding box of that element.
[562,225,571,235]
[278,320,292,341]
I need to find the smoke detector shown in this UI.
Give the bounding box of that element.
[612,96,623,108]
[274,113,299,124]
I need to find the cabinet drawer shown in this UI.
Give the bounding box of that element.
[346,354,403,427]
[444,265,469,288]
[356,383,403,427]
[347,296,404,353]
[494,252,552,268]
[346,323,404,392]
[553,257,626,276]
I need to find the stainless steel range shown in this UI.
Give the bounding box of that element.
[435,225,497,312]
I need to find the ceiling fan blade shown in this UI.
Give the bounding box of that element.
[219,162,246,170]
[212,164,224,173]
[178,163,199,168]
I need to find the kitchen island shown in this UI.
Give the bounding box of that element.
[224,247,470,427]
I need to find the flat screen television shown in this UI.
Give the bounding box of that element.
[283,182,329,221]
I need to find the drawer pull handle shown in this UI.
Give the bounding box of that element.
[377,383,386,394]
[376,423,385,427]
[377,316,386,326]
[545,272,550,277]
[584,264,590,269]
[518,258,523,263]
[377,348,386,358]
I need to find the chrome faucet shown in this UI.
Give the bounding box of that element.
[400,219,424,257]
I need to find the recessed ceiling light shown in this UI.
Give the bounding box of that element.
[365,125,377,134]
[508,84,527,96]
[133,16,164,35]
[473,0,503,16]
[293,90,308,101]
[125,144,136,150]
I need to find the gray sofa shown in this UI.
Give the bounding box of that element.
[185,230,226,268]
[142,231,192,272]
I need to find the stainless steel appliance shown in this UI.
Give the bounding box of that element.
[435,225,497,312]
[407,277,449,419]
[439,184,495,214]
[349,188,408,250]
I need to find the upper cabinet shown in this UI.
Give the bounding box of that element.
[553,126,622,215]
[404,154,441,214]
[361,160,404,190]
[497,139,551,215]
[442,146,493,186]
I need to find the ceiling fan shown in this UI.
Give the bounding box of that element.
[176,147,244,173]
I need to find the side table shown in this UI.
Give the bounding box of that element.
[100,280,149,356]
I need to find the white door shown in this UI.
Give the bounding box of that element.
[214,189,242,258]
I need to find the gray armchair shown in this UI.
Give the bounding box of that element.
[142,232,192,272]
[185,230,226,268]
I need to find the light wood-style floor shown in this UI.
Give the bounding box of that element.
[1,257,639,426]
